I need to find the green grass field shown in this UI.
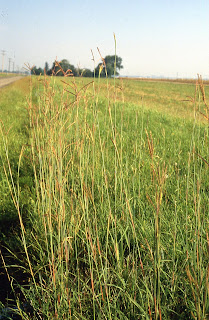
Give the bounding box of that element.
[0,75,209,319]
[0,73,20,77]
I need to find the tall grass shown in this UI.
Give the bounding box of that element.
[1,61,209,319]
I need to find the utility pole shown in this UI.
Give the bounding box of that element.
[8,57,12,73]
[1,50,6,73]
[13,52,15,73]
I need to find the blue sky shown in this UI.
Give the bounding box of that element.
[0,0,209,78]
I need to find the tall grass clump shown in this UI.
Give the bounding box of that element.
[1,57,209,318]
[184,76,209,320]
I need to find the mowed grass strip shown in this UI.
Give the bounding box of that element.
[54,76,209,121]
[0,73,19,78]
[0,76,31,244]
[0,76,30,130]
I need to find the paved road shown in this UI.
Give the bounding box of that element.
[0,76,25,89]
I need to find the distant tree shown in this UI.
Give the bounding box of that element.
[44,62,49,74]
[47,64,53,75]
[95,55,123,77]
[82,68,93,77]
[32,66,44,75]
[49,59,77,76]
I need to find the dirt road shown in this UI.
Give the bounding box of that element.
[0,76,25,89]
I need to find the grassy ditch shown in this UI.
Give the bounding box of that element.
[0,73,209,319]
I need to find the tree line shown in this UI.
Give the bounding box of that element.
[32,55,123,78]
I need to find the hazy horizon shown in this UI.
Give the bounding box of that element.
[1,0,209,79]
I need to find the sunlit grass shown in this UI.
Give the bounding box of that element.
[0,73,209,319]
[50,76,209,121]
